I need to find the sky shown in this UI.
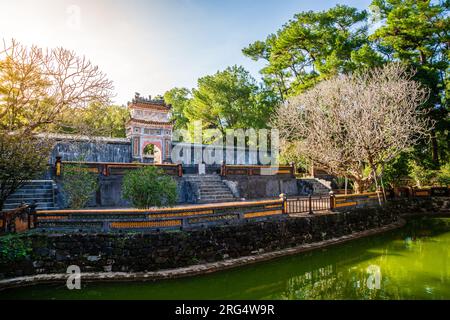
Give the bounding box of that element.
[0,0,373,105]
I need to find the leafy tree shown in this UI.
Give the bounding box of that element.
[164,87,191,130]
[243,5,383,100]
[0,133,51,210]
[408,159,438,187]
[62,163,99,209]
[437,162,450,186]
[273,64,430,193]
[0,40,113,209]
[381,152,413,188]
[186,65,278,134]
[370,0,449,166]
[278,141,310,173]
[54,103,129,137]
[0,39,113,134]
[122,166,177,208]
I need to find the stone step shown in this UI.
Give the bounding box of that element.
[7,197,54,204]
[185,178,223,183]
[197,183,228,186]
[198,186,231,191]
[199,190,233,195]
[183,175,236,204]
[2,202,55,210]
[184,174,221,178]
[198,198,235,203]
[8,191,53,197]
[3,180,57,211]
[199,194,235,199]
[185,175,221,178]
[15,185,53,190]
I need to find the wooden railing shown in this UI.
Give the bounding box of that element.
[332,192,383,209]
[285,192,388,214]
[390,186,449,198]
[286,196,331,214]
[220,164,295,177]
[55,157,183,177]
[0,204,37,234]
[32,198,286,232]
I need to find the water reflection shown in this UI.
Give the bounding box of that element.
[1,217,449,300]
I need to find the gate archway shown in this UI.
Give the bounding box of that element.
[142,141,162,164]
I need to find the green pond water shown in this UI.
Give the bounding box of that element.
[1,217,450,300]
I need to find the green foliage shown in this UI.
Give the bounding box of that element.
[0,40,113,134]
[164,87,191,130]
[62,164,99,209]
[278,142,310,173]
[240,1,448,177]
[0,133,51,209]
[122,166,177,209]
[382,153,413,188]
[185,65,279,133]
[370,0,449,165]
[54,103,130,138]
[0,234,32,262]
[0,55,53,132]
[437,162,450,186]
[409,159,439,187]
[243,5,383,99]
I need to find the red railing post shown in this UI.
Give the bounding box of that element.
[177,163,183,177]
[280,193,287,214]
[0,213,5,234]
[329,191,335,210]
[308,195,313,215]
[220,161,226,177]
[55,156,62,176]
[28,203,37,229]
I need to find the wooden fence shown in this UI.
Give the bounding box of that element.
[32,199,286,232]
[220,164,295,177]
[286,196,331,214]
[391,186,449,198]
[2,186,449,234]
[0,204,36,235]
[285,191,386,214]
[55,158,183,177]
[332,192,383,209]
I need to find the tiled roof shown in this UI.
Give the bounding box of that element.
[36,133,130,144]
[128,97,171,111]
[128,118,174,126]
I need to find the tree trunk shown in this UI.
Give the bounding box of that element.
[353,179,363,194]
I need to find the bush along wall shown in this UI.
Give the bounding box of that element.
[0,197,449,279]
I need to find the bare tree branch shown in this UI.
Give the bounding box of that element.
[0,38,114,134]
[273,63,432,193]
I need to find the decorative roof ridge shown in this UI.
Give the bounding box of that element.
[128,93,171,109]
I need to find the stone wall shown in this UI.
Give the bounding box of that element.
[0,204,408,279]
[223,175,300,199]
[54,173,302,208]
[49,135,132,164]
[55,175,185,208]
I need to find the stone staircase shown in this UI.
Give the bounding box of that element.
[2,180,57,211]
[299,178,331,196]
[184,174,236,203]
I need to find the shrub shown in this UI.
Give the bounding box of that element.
[62,164,99,209]
[0,234,32,262]
[437,162,450,187]
[0,133,51,210]
[408,160,438,188]
[122,166,177,209]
